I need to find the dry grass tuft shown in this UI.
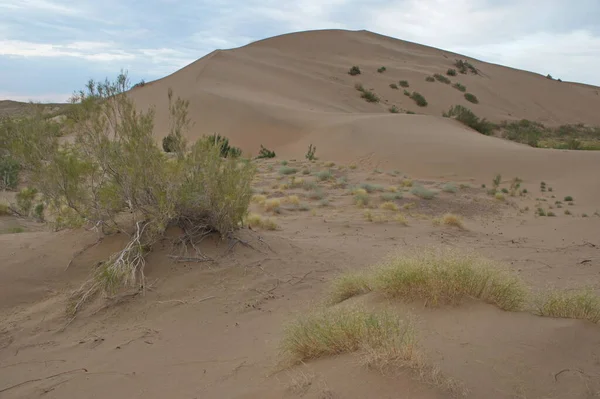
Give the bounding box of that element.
[402,179,413,187]
[387,185,398,192]
[371,248,527,310]
[246,213,279,230]
[534,289,600,323]
[354,188,370,207]
[440,213,464,228]
[495,192,505,201]
[264,198,281,212]
[251,194,267,205]
[380,201,399,211]
[286,195,300,206]
[329,273,372,304]
[394,213,409,226]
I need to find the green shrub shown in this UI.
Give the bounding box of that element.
[377,66,387,73]
[359,183,384,193]
[564,196,573,202]
[403,90,410,96]
[257,145,276,159]
[381,192,402,201]
[501,119,545,147]
[0,156,20,190]
[305,144,317,161]
[454,60,478,74]
[316,169,333,181]
[444,105,495,135]
[410,92,428,107]
[354,83,365,92]
[389,83,398,89]
[442,183,458,193]
[425,76,435,82]
[361,90,380,103]
[349,66,361,76]
[534,289,600,323]
[389,105,400,113]
[162,135,181,153]
[16,187,38,215]
[434,74,451,84]
[464,93,479,104]
[411,185,437,199]
[446,69,457,76]
[452,83,466,92]
[279,166,298,175]
[204,134,241,158]
[399,80,409,88]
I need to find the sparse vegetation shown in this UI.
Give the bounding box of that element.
[359,183,384,193]
[305,144,317,161]
[425,76,435,82]
[257,145,276,159]
[495,193,505,201]
[389,83,398,89]
[264,198,282,212]
[452,83,466,92]
[410,92,428,107]
[246,213,278,230]
[434,74,451,84]
[442,183,458,193]
[534,290,600,323]
[279,166,298,175]
[316,169,333,181]
[354,189,370,207]
[454,60,478,75]
[443,105,495,135]
[389,105,400,113]
[381,192,402,201]
[411,185,437,200]
[348,66,361,76]
[380,201,399,211]
[564,196,573,202]
[439,213,464,228]
[361,89,380,103]
[464,93,479,104]
[399,80,409,88]
[403,90,410,96]
[377,66,387,73]
[446,69,457,76]
[0,156,20,190]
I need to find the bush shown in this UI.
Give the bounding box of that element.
[16,187,38,215]
[440,213,463,228]
[452,83,466,92]
[444,105,495,135]
[305,144,317,161]
[464,93,479,104]
[425,76,435,82]
[454,59,478,74]
[0,156,20,190]
[204,133,242,158]
[399,80,409,88]
[442,183,458,193]
[389,105,400,113]
[361,90,380,103]
[348,66,361,76]
[279,166,298,175]
[564,196,573,202]
[403,90,410,96]
[446,69,457,76]
[411,185,437,199]
[389,83,398,89]
[316,169,333,181]
[502,119,545,147]
[410,92,428,107]
[257,145,276,159]
[534,290,600,323]
[434,74,451,84]
[377,66,387,73]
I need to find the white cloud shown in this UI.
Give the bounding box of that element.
[0,92,71,103]
[0,40,136,61]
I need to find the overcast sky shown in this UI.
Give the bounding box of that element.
[1,0,599,102]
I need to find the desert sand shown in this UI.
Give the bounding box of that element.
[1,29,599,398]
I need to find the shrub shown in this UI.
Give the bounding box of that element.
[402,179,413,187]
[464,93,479,104]
[501,119,544,147]
[394,214,408,226]
[0,156,20,190]
[442,183,458,193]
[425,76,435,82]
[410,92,428,107]
[452,83,466,92]
[389,83,398,89]
[380,201,399,211]
[446,69,457,76]
[537,208,546,216]
[495,193,505,201]
[162,134,180,153]
[16,187,38,215]
[444,105,495,135]
[381,192,402,201]
[564,196,573,202]
[354,189,369,207]
[279,166,297,175]
[377,66,387,73]
[399,80,409,88]
[564,209,572,215]
[257,145,276,159]
[264,198,281,212]
[302,168,310,175]
[547,211,556,217]
[246,213,278,230]
[371,247,526,310]
[204,133,242,158]
[316,169,333,181]
[348,66,361,76]
[411,185,437,200]
[389,105,400,113]
[454,60,478,75]
[440,213,463,228]
[534,290,600,323]
[329,273,371,304]
[0,201,10,215]
[359,183,384,193]
[354,83,365,92]
[361,90,380,103]
[308,188,326,200]
[305,144,317,161]
[403,90,410,96]
[434,74,451,84]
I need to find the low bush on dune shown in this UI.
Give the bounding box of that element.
[4,72,256,316]
[443,105,495,135]
[434,74,451,84]
[361,89,380,103]
[399,80,409,88]
[534,289,600,323]
[389,105,400,113]
[410,92,428,107]
[454,59,478,75]
[257,145,276,159]
[389,83,398,89]
[349,66,361,76]
[452,83,466,92]
[446,69,457,76]
[279,166,298,175]
[464,93,479,104]
[411,185,437,199]
[0,156,21,190]
[425,76,435,82]
[377,66,387,73]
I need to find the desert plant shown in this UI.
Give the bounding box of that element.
[377,66,387,73]
[389,83,398,89]
[354,188,370,207]
[440,213,463,228]
[354,83,365,92]
[381,192,402,201]
[359,183,384,193]
[444,105,495,135]
[329,273,371,304]
[410,92,428,107]
[257,145,276,159]
[0,156,20,190]
[442,183,458,193]
[452,83,466,92]
[380,201,399,211]
[464,93,479,104]
[246,213,278,230]
[411,185,437,199]
[305,144,317,161]
[425,76,435,82]
[537,208,546,216]
[348,66,361,76]
[279,166,298,175]
[316,169,333,181]
[434,74,451,84]
[361,90,380,103]
[389,105,400,113]
[399,80,409,88]
[454,60,478,75]
[564,196,573,202]
[403,90,410,96]
[495,193,505,201]
[534,290,600,323]
[0,201,9,216]
[446,69,457,76]
[16,187,38,215]
[302,168,310,175]
[509,177,522,196]
[501,119,544,147]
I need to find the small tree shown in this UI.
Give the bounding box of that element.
[306,144,317,161]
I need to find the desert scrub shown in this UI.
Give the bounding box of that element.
[439,213,464,228]
[256,145,276,159]
[442,183,458,193]
[360,89,380,103]
[452,83,466,92]
[403,90,410,96]
[302,168,310,175]
[394,213,409,226]
[279,166,298,175]
[464,93,479,104]
[402,179,413,187]
[371,247,527,310]
[410,92,428,107]
[564,195,573,202]
[348,66,361,76]
[354,189,370,207]
[246,213,278,230]
[446,69,457,76]
[280,307,415,365]
[411,185,437,200]
[389,105,400,113]
[434,73,451,84]
[443,105,495,135]
[377,66,387,73]
[264,198,281,212]
[380,201,399,211]
[359,183,384,193]
[534,289,600,323]
[389,83,399,89]
[316,169,333,181]
[308,188,326,200]
[0,201,10,216]
[329,272,372,304]
[495,193,505,201]
[381,192,402,201]
[425,76,435,82]
[399,80,409,88]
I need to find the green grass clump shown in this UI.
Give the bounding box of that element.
[444,105,495,135]
[371,248,527,311]
[399,80,409,88]
[361,90,380,103]
[389,105,400,113]
[349,66,361,76]
[0,202,10,216]
[354,189,370,207]
[534,290,600,323]
[389,83,398,89]
[359,183,385,193]
[377,66,387,73]
[446,69,457,76]
[279,166,298,175]
[564,196,573,202]
[464,93,479,104]
[442,183,458,193]
[280,307,415,365]
[411,185,437,200]
[454,59,478,75]
[329,272,372,304]
[308,188,327,200]
[381,192,403,201]
[316,169,333,181]
[425,76,435,82]
[434,74,451,84]
[410,92,428,107]
[452,83,466,92]
[403,90,410,96]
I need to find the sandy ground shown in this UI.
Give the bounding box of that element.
[1,29,600,398]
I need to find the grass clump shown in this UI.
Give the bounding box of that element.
[534,290,600,323]
[564,195,573,202]
[359,183,384,193]
[425,76,435,82]
[464,93,479,104]
[361,89,380,103]
[377,66,387,73]
[410,92,428,107]
[389,83,398,89]
[442,183,458,193]
[280,307,415,365]
[348,66,361,76]
[452,83,466,92]
[264,198,281,212]
[402,179,413,187]
[354,189,370,207]
[389,105,400,113]
[371,248,527,310]
[246,213,278,230]
[411,185,437,200]
[495,192,505,201]
[381,192,402,201]
[257,145,276,159]
[279,166,298,175]
[440,213,464,228]
[380,201,399,211]
[403,90,410,96]
[454,59,478,75]
[316,169,333,181]
[0,201,10,216]
[446,69,457,76]
[329,273,371,304]
[434,74,451,84]
[444,105,495,135]
[399,80,409,88]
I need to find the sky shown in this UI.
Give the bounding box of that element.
[1,0,599,102]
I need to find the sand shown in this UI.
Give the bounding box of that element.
[1,29,600,398]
